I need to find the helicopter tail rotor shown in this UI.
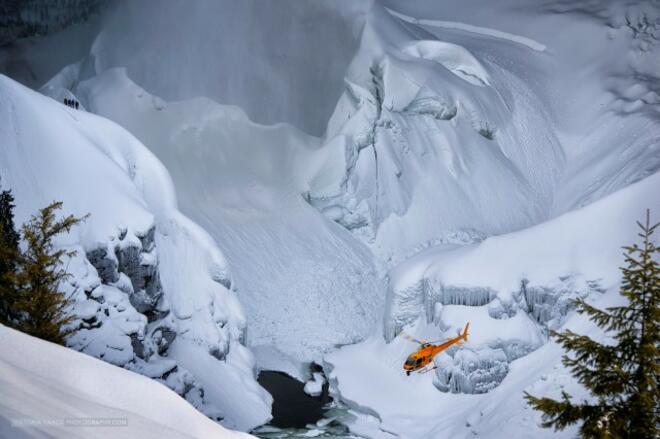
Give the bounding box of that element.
[461,322,470,342]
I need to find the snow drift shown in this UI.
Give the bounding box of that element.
[0,324,253,439]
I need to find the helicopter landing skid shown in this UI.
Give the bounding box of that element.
[417,365,438,374]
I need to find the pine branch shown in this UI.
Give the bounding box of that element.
[574,298,613,328]
[525,391,587,430]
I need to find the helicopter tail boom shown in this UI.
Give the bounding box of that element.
[461,322,470,342]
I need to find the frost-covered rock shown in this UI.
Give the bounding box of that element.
[391,303,544,395]
[61,234,228,419]
[385,247,502,342]
[433,348,509,394]
[86,226,165,316]
[304,372,326,397]
[384,278,497,341]
[62,234,232,422]
[518,278,606,330]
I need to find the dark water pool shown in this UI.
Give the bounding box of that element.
[257,371,331,428]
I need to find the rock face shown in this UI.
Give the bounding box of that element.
[67,225,224,421]
[86,227,165,318]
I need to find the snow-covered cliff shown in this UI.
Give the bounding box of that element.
[0,75,271,431]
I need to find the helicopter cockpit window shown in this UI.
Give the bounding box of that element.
[415,359,423,366]
[405,358,415,366]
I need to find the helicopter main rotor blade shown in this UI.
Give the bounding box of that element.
[426,337,455,344]
[400,332,426,345]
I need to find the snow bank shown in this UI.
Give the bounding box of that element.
[0,324,252,439]
[386,7,547,52]
[402,40,491,86]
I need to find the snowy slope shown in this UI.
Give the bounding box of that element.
[380,0,660,218]
[0,75,271,431]
[0,324,252,439]
[309,1,660,262]
[3,0,659,437]
[322,0,660,438]
[38,0,660,367]
[57,67,385,363]
[327,173,659,438]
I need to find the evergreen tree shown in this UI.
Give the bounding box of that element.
[0,182,20,271]
[0,180,21,324]
[1,201,86,344]
[525,210,659,438]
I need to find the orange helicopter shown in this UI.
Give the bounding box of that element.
[402,322,470,376]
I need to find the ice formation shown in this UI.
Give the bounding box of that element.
[309,5,565,260]
[304,372,326,398]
